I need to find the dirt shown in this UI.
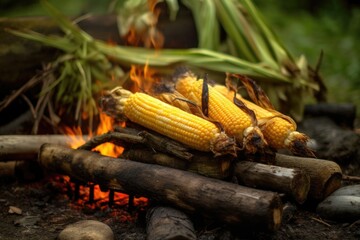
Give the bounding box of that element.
[0,175,359,240]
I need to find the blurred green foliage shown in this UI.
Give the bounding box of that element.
[254,0,360,110]
[1,0,359,111]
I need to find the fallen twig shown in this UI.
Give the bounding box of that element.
[342,175,360,182]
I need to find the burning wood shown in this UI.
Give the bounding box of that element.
[121,148,231,179]
[38,143,283,231]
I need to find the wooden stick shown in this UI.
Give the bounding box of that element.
[0,161,16,177]
[0,160,43,180]
[121,148,231,179]
[38,143,283,230]
[146,206,196,240]
[79,129,193,161]
[342,175,360,182]
[234,161,310,204]
[275,154,342,201]
[0,135,88,161]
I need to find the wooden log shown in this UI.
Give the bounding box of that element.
[0,135,88,161]
[38,143,283,230]
[121,148,231,179]
[275,154,342,201]
[0,160,43,181]
[146,206,196,240]
[80,129,193,161]
[0,162,16,177]
[234,161,310,204]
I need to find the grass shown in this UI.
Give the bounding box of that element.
[254,0,360,111]
[2,0,359,114]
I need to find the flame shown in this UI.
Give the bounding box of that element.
[62,112,147,215]
[64,112,123,157]
[130,63,161,93]
[93,113,123,157]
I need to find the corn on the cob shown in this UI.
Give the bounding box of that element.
[99,87,236,155]
[213,84,314,157]
[174,72,267,154]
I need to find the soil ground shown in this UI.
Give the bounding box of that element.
[0,175,359,240]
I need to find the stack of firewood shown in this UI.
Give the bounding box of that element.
[0,126,344,237]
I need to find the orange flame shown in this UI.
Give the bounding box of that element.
[64,112,123,157]
[63,112,147,214]
[130,63,161,93]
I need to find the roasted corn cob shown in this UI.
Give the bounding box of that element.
[213,84,314,157]
[99,87,236,155]
[173,72,267,154]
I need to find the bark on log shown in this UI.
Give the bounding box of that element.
[38,143,283,230]
[121,148,231,179]
[235,161,310,204]
[0,160,43,181]
[0,135,88,161]
[146,206,196,240]
[80,129,193,161]
[275,154,342,201]
[0,162,16,177]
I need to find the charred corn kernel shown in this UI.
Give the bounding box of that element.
[213,85,312,156]
[100,87,236,155]
[174,73,267,153]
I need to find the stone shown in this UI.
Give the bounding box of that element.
[58,220,114,240]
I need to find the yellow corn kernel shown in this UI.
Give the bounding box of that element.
[174,74,267,153]
[100,87,236,155]
[213,85,312,156]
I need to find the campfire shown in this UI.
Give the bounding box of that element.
[0,1,359,239]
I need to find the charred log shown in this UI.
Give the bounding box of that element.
[235,161,310,204]
[146,206,196,240]
[80,128,194,161]
[275,153,342,201]
[38,143,283,231]
[121,148,231,179]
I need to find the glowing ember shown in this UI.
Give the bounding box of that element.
[62,112,149,215]
[58,176,147,215]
